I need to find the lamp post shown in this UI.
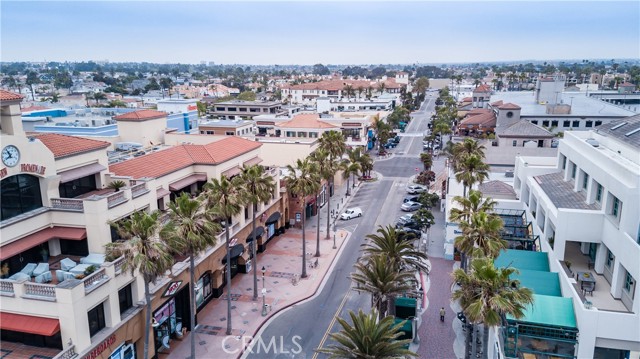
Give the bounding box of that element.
[261,266,267,316]
[332,223,337,249]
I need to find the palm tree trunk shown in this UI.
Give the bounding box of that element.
[352,173,356,188]
[189,255,196,359]
[483,325,489,359]
[325,179,332,239]
[301,199,308,278]
[471,323,478,359]
[346,176,351,196]
[463,185,468,198]
[315,193,321,257]
[144,279,151,359]
[251,208,258,301]
[225,225,233,335]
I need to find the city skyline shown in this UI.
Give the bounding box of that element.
[2,1,639,65]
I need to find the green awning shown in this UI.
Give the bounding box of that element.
[494,249,549,272]
[511,269,561,297]
[507,294,577,328]
[395,297,417,308]
[393,318,413,333]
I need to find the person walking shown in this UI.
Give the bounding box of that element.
[440,307,446,322]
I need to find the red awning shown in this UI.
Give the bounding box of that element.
[59,163,106,183]
[0,226,87,261]
[222,166,242,178]
[156,187,171,198]
[243,157,263,167]
[168,173,207,191]
[0,312,60,336]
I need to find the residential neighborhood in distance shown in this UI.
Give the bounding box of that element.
[1,2,639,359]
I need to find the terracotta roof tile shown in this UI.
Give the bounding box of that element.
[498,103,521,110]
[110,137,261,179]
[491,100,504,107]
[21,105,50,113]
[33,133,110,159]
[277,113,337,129]
[113,109,167,121]
[0,90,24,101]
[473,84,492,93]
[460,111,496,127]
[619,82,635,87]
[462,97,473,102]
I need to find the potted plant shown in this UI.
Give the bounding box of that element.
[565,260,572,270]
[84,265,97,276]
[0,263,9,279]
[107,180,127,192]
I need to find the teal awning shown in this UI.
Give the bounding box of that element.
[507,294,577,328]
[494,249,549,272]
[511,269,561,297]
[393,318,413,333]
[395,297,417,308]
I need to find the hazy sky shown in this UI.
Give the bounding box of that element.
[2,1,639,65]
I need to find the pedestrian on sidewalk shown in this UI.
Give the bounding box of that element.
[440,307,446,322]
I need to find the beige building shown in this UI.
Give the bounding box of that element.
[113,109,168,147]
[198,119,256,136]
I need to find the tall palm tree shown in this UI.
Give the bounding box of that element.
[345,147,365,187]
[364,225,429,273]
[455,211,507,261]
[358,153,373,177]
[318,130,346,238]
[106,211,174,359]
[162,193,220,359]
[285,159,320,278]
[453,258,534,359]
[236,165,275,300]
[341,160,360,196]
[351,255,417,318]
[316,309,418,358]
[449,190,496,224]
[85,92,94,107]
[203,176,243,335]
[309,149,331,256]
[455,154,489,198]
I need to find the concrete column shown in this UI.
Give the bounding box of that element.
[82,197,112,253]
[56,281,92,352]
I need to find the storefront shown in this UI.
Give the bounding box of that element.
[195,271,213,311]
[260,212,281,252]
[243,226,263,273]
[222,244,244,280]
[152,282,191,355]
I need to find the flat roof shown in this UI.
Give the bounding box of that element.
[511,269,562,297]
[494,249,550,272]
[215,100,281,106]
[200,119,253,127]
[507,294,577,328]
[491,91,636,118]
[534,172,601,210]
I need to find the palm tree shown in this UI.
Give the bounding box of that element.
[449,190,496,224]
[309,148,331,256]
[356,86,364,99]
[285,159,320,278]
[358,153,373,178]
[203,176,242,335]
[93,91,106,105]
[377,82,386,95]
[364,225,429,273]
[351,255,417,318]
[341,160,360,196]
[316,309,418,358]
[162,193,220,359]
[236,165,275,300]
[318,130,346,239]
[343,84,354,100]
[455,154,489,198]
[106,211,174,359]
[455,211,507,261]
[345,147,365,187]
[420,152,433,171]
[453,258,534,359]
[85,92,94,107]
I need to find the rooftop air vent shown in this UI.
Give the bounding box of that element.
[585,138,599,147]
[610,122,628,130]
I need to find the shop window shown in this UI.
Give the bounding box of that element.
[88,302,106,337]
[1,174,43,221]
[195,272,212,308]
[119,284,133,315]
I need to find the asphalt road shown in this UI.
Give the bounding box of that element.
[245,94,438,359]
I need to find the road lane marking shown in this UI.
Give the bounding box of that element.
[313,287,353,358]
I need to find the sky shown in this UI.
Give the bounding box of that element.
[1,1,639,65]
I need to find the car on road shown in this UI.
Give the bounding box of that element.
[340,207,362,220]
[383,141,397,149]
[406,185,427,194]
[401,201,422,212]
[403,194,420,203]
[392,136,400,144]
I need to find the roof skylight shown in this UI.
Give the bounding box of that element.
[610,122,628,130]
[624,127,640,137]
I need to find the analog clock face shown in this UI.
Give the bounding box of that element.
[1,145,20,167]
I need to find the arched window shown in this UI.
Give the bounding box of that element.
[1,174,43,221]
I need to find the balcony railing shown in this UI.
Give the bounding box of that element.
[83,268,109,294]
[53,345,77,359]
[113,256,125,276]
[131,183,149,198]
[50,198,84,212]
[23,282,56,300]
[106,191,127,208]
[0,280,15,296]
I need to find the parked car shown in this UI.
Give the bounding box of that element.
[396,219,420,230]
[384,140,397,149]
[340,207,363,220]
[406,185,427,194]
[401,201,422,212]
[403,195,420,203]
[399,227,421,237]
[392,136,401,143]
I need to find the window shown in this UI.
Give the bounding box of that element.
[118,284,133,315]
[88,302,106,337]
[572,121,580,127]
[563,120,570,127]
[227,107,237,112]
[206,130,214,135]
[215,107,225,112]
[309,132,318,138]
[195,272,212,308]
[244,207,249,220]
[531,120,538,125]
[297,132,307,137]
[551,120,558,127]
[512,140,517,147]
[506,111,513,118]
[543,120,550,127]
[561,155,567,169]
[582,173,589,190]
[595,183,603,203]
[239,108,247,112]
[286,131,295,137]
[595,121,602,126]
[571,163,577,179]
[1,174,44,221]
[605,250,614,269]
[226,131,234,135]
[623,272,634,292]
[611,196,622,218]
[586,121,593,128]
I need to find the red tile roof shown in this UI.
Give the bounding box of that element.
[110,137,261,179]
[498,103,521,110]
[473,84,492,93]
[21,105,50,113]
[113,109,167,121]
[277,113,337,129]
[619,82,635,87]
[462,97,473,102]
[490,100,504,107]
[33,133,110,159]
[0,90,24,101]
[460,111,496,127]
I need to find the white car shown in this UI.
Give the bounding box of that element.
[406,185,426,194]
[340,207,363,220]
[401,201,422,212]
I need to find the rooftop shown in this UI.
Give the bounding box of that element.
[0,90,24,101]
[478,180,517,200]
[497,120,554,138]
[113,109,167,121]
[595,114,640,149]
[215,100,281,106]
[32,133,111,159]
[276,113,337,129]
[533,172,600,210]
[200,119,254,128]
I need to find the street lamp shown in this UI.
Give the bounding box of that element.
[332,224,337,249]
[261,266,267,316]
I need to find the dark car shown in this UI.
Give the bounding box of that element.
[399,227,421,237]
[392,136,401,143]
[403,195,420,203]
[395,219,420,231]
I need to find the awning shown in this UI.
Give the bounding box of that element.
[156,187,171,198]
[222,244,244,264]
[0,312,60,336]
[246,226,265,242]
[169,173,207,191]
[1,227,87,261]
[265,211,281,224]
[243,157,263,167]
[59,163,106,183]
[222,166,242,178]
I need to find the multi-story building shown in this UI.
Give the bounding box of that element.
[206,100,285,120]
[0,90,287,359]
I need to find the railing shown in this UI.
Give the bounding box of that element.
[131,183,149,198]
[113,256,125,275]
[24,282,56,300]
[106,191,127,208]
[0,280,15,296]
[53,344,77,359]
[51,198,84,212]
[83,268,109,293]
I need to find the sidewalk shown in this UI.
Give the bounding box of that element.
[167,181,358,358]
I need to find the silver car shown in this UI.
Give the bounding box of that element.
[401,201,421,212]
